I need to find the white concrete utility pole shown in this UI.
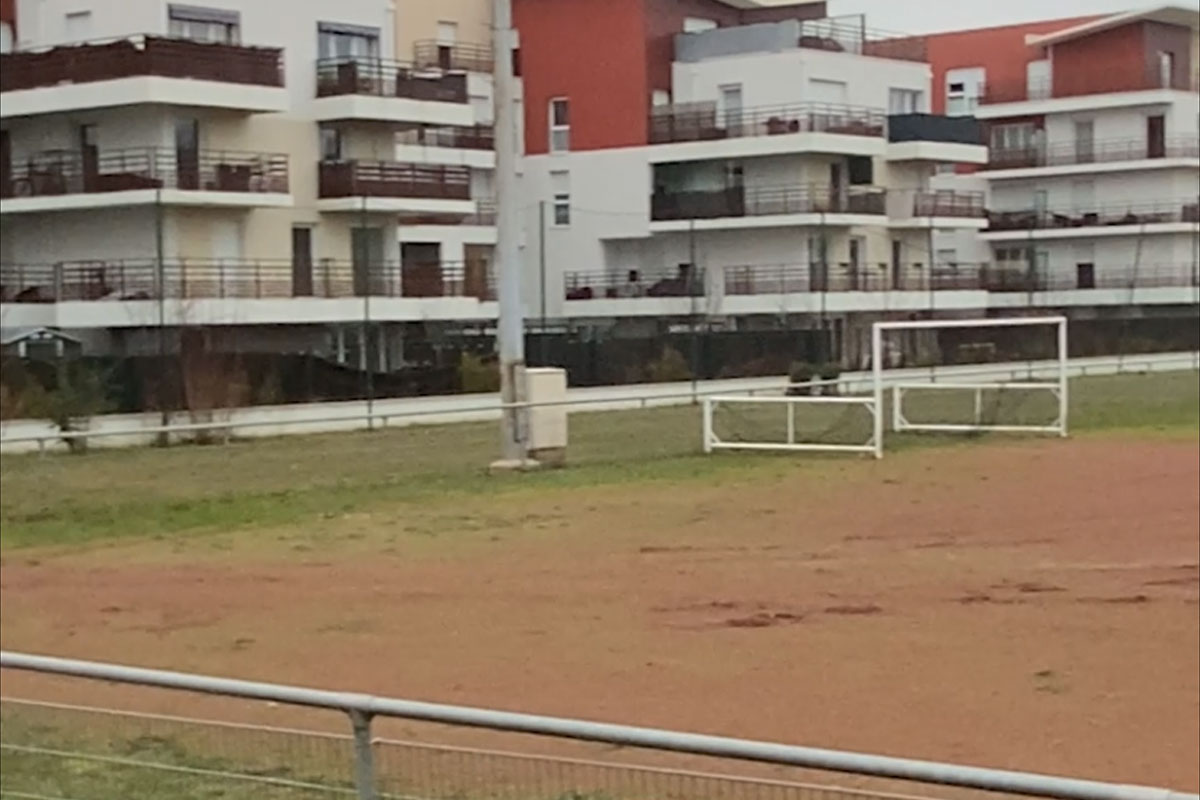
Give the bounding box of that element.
[491,0,531,469]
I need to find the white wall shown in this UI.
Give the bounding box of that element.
[990,168,1200,211]
[1041,98,1200,146]
[0,207,160,263]
[671,47,930,111]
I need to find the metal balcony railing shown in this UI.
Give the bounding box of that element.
[651,184,887,221]
[564,268,705,300]
[0,260,495,302]
[986,199,1200,231]
[649,102,885,145]
[908,190,987,218]
[317,161,471,200]
[396,125,495,150]
[0,147,288,198]
[0,34,284,92]
[795,16,927,62]
[412,40,493,73]
[985,135,1200,170]
[315,57,467,103]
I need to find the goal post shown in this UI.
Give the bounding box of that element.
[702,395,883,458]
[872,316,1069,445]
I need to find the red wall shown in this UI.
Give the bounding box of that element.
[923,15,1102,113]
[514,0,650,154]
[1,0,16,37]
[1053,22,1149,96]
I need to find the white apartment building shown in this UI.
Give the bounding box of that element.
[938,6,1200,301]
[0,0,496,365]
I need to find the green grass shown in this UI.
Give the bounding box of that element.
[1,371,1195,550]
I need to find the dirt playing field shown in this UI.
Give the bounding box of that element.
[2,437,1198,791]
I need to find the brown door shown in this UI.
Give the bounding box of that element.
[401,242,442,297]
[175,118,200,189]
[291,226,313,297]
[1147,115,1165,159]
[0,129,11,198]
[79,124,99,192]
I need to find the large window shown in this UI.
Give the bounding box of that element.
[549,97,569,153]
[169,5,240,44]
[990,123,1039,153]
[888,88,923,114]
[318,22,380,60]
[945,67,984,116]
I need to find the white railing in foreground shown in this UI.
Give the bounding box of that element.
[1,651,1196,800]
[1,351,1197,454]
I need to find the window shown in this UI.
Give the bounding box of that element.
[169,5,240,44]
[990,123,1038,152]
[1026,59,1051,100]
[436,21,457,70]
[888,88,922,114]
[719,84,742,131]
[1158,51,1175,88]
[847,155,873,185]
[0,21,13,53]
[945,67,984,116]
[551,170,570,225]
[318,22,379,60]
[320,127,343,161]
[651,89,670,107]
[549,97,569,153]
[1076,263,1095,289]
[683,17,717,33]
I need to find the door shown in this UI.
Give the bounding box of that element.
[808,235,827,291]
[848,237,865,289]
[1076,263,1095,289]
[829,163,844,211]
[78,124,98,191]
[1070,179,1095,214]
[1147,114,1165,158]
[891,240,903,289]
[1158,51,1174,88]
[352,227,385,296]
[0,129,10,198]
[1073,120,1094,164]
[719,84,743,135]
[401,242,442,297]
[291,226,313,297]
[463,244,493,299]
[175,118,200,190]
[436,21,457,70]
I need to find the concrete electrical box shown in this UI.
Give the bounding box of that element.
[526,367,568,466]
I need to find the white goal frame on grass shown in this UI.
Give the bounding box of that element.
[702,394,882,458]
[872,316,1069,449]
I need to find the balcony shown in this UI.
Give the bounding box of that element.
[984,199,1200,240]
[0,35,287,117]
[676,16,926,64]
[0,260,495,303]
[395,125,496,169]
[976,66,1198,115]
[887,190,987,227]
[648,102,886,161]
[316,160,474,215]
[886,113,987,163]
[564,268,704,301]
[412,40,493,73]
[0,147,290,214]
[650,184,886,230]
[984,136,1200,173]
[312,57,472,127]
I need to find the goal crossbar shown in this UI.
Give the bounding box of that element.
[702,395,881,458]
[873,316,1069,447]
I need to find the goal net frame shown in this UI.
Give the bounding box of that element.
[702,394,882,458]
[871,316,1069,447]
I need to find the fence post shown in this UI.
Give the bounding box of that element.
[349,709,377,800]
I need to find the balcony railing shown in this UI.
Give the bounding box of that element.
[649,102,885,145]
[0,34,283,92]
[396,125,495,150]
[986,199,1200,231]
[887,113,982,145]
[564,268,705,301]
[651,184,886,221]
[318,161,471,200]
[315,57,467,103]
[979,66,1197,105]
[412,40,493,73]
[795,16,927,63]
[0,147,288,199]
[909,190,986,218]
[986,135,1200,170]
[0,260,495,303]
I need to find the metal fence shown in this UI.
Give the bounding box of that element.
[2,351,1197,455]
[3,652,1195,800]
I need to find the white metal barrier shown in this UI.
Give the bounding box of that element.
[702,395,881,458]
[1,650,1196,800]
[891,382,1067,436]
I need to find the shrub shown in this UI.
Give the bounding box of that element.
[35,364,112,453]
[644,346,693,383]
[817,362,842,396]
[787,361,815,396]
[459,351,500,393]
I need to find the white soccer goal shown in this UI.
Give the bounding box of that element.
[872,316,1069,446]
[702,394,882,458]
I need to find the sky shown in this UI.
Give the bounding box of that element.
[825,0,1200,35]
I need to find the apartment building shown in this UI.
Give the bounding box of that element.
[0,0,494,366]
[929,5,1200,298]
[513,0,988,354]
